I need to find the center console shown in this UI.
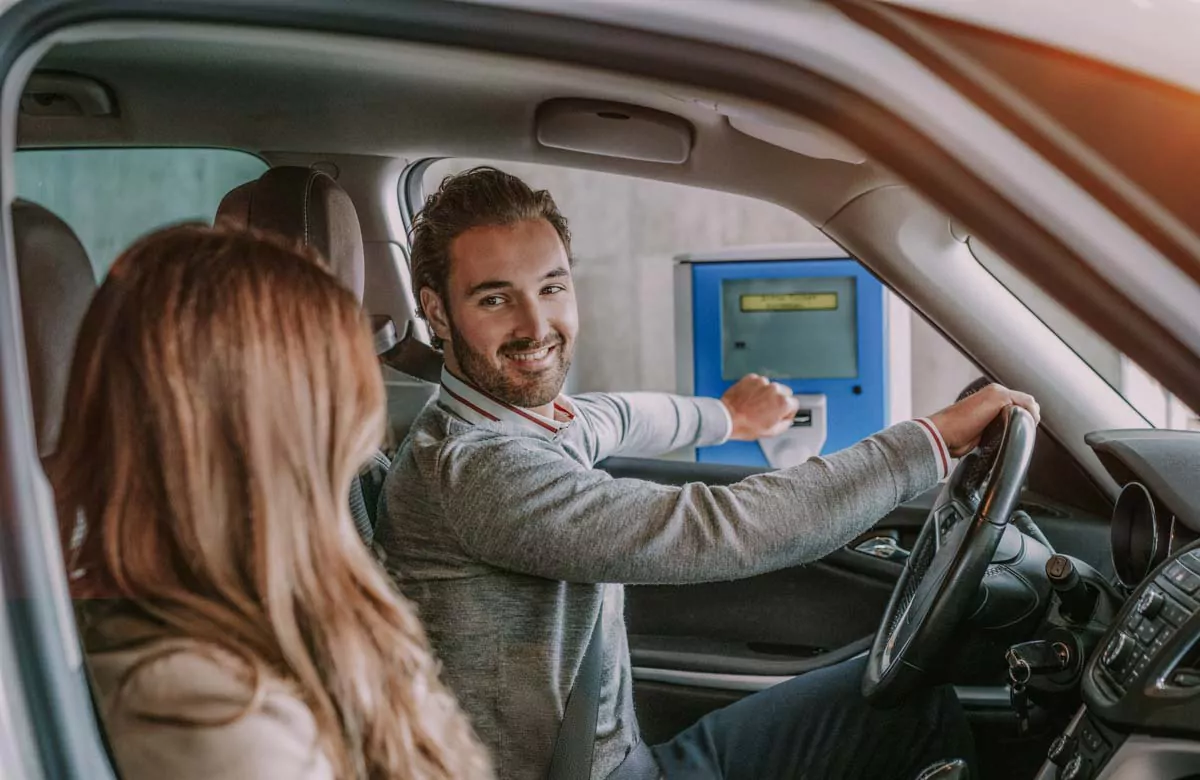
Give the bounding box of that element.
[1037,545,1200,779]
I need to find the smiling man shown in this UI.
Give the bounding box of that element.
[376,167,1039,780]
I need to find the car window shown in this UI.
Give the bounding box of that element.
[416,159,979,462]
[15,148,268,279]
[972,237,1197,431]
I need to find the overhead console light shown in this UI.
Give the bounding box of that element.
[721,104,867,164]
[535,98,694,164]
[21,71,117,118]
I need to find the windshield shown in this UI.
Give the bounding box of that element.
[971,239,1196,431]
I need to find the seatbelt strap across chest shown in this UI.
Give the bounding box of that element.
[547,592,605,780]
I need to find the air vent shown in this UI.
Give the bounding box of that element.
[535,99,693,164]
[21,72,116,118]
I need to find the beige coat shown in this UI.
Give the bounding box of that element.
[82,604,333,780]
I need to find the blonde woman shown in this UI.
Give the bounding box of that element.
[50,225,491,780]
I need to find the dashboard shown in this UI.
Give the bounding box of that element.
[1037,429,1200,779]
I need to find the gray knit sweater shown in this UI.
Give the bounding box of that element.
[375,389,939,780]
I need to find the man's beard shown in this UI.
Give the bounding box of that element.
[448,316,572,408]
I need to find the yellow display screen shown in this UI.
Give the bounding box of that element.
[740,292,838,312]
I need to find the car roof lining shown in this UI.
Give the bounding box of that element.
[19,23,894,228]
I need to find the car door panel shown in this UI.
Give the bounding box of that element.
[602,456,926,676]
[626,549,900,675]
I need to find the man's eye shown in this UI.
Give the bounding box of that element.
[542,285,567,295]
[480,295,505,307]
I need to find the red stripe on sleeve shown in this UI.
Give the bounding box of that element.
[915,418,949,478]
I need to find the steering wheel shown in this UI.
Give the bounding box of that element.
[862,402,1037,706]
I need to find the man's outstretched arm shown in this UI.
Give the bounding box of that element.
[439,384,1039,585]
[441,419,935,584]
[573,374,802,463]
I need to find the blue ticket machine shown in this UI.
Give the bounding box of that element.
[675,245,890,467]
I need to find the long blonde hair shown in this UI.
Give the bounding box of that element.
[51,224,490,779]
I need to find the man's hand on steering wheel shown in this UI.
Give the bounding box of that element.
[929,384,1041,458]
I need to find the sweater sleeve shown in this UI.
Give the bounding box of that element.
[438,420,940,585]
[570,392,732,464]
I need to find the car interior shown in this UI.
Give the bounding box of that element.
[8,8,1200,780]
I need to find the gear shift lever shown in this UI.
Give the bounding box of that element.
[914,759,969,780]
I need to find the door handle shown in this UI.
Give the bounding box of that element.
[853,536,910,562]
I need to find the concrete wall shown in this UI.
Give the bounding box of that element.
[424,159,978,418]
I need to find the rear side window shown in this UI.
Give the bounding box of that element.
[15,148,267,279]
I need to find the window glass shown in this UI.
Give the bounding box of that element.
[972,238,1195,430]
[15,148,267,278]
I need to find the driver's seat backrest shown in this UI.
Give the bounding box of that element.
[215,166,385,545]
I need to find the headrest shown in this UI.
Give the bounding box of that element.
[378,319,444,384]
[215,181,253,226]
[215,166,365,301]
[13,200,96,457]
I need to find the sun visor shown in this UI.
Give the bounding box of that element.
[535,99,693,164]
[21,71,116,117]
[722,105,866,164]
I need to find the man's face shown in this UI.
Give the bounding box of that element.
[422,218,578,408]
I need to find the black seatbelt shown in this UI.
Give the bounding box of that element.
[547,594,605,780]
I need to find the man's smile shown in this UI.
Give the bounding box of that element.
[502,343,559,370]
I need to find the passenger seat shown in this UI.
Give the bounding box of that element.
[215,167,389,544]
[14,199,96,458]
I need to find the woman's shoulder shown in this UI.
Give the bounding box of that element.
[90,638,284,718]
[86,623,332,780]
